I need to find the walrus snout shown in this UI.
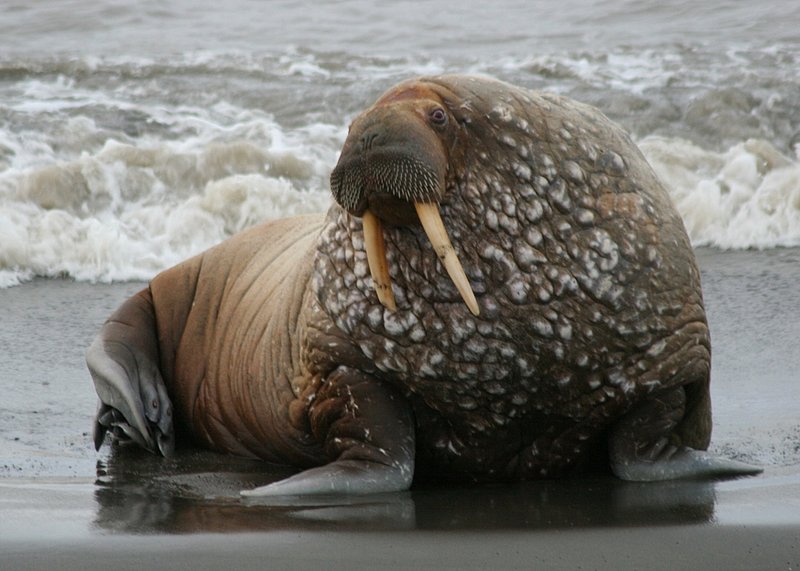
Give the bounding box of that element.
[329,96,479,316]
[329,105,447,218]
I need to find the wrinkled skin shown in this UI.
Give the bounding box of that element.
[88,74,760,496]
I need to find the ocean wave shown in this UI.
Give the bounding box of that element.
[3,45,798,150]
[641,137,800,249]
[2,47,799,287]
[0,131,334,288]
[0,169,331,288]
[2,133,799,288]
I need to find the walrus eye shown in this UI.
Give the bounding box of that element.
[429,108,447,126]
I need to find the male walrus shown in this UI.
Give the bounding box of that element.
[87,74,760,495]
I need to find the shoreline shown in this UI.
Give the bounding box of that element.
[1,247,799,569]
[2,247,798,478]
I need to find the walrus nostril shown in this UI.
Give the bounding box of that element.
[360,131,380,151]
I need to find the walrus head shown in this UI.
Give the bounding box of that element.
[330,80,479,315]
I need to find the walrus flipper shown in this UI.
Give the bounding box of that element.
[243,366,415,497]
[612,447,763,481]
[86,288,174,457]
[609,386,761,481]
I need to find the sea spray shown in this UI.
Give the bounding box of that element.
[4,133,799,287]
[2,42,799,287]
[641,137,800,249]
[0,135,333,287]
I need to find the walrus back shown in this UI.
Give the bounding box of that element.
[150,213,326,462]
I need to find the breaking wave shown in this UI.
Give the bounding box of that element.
[1,47,799,287]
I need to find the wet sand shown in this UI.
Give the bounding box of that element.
[1,247,799,570]
[2,467,799,570]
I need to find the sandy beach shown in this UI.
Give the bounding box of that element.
[1,247,799,570]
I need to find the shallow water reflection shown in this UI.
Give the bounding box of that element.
[92,446,717,534]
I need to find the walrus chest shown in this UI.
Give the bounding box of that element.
[362,309,637,421]
[312,139,708,477]
[312,227,654,421]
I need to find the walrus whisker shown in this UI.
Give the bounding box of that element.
[414,201,480,316]
[362,210,397,311]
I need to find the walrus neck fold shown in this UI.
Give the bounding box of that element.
[361,203,479,317]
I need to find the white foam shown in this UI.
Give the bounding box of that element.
[0,127,334,286]
[4,134,800,287]
[640,137,800,249]
[0,173,330,284]
[2,47,799,287]
[490,49,685,95]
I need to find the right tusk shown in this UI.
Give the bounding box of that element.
[414,202,480,316]
[362,210,397,312]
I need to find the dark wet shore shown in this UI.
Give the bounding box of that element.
[1,247,799,569]
[2,466,800,570]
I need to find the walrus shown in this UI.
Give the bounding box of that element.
[87,74,760,495]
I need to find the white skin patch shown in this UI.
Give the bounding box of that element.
[524,226,543,246]
[647,339,667,357]
[418,362,436,377]
[513,242,545,271]
[485,381,507,395]
[366,305,383,329]
[562,160,585,183]
[485,210,499,230]
[464,337,488,358]
[536,286,552,303]
[384,312,416,336]
[409,326,426,342]
[493,104,514,122]
[549,180,572,211]
[576,209,595,225]
[532,318,553,338]
[506,279,529,304]
[514,161,532,181]
[500,134,517,148]
[353,259,368,279]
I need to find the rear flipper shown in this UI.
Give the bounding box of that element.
[86,288,174,457]
[609,386,762,481]
[242,366,415,497]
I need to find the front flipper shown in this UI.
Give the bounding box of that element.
[242,366,415,497]
[86,288,174,457]
[609,386,761,481]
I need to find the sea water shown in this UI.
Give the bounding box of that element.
[1,0,799,287]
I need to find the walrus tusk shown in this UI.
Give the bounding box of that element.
[414,202,480,316]
[362,210,397,311]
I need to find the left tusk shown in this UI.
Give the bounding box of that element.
[362,210,397,312]
[414,202,480,316]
